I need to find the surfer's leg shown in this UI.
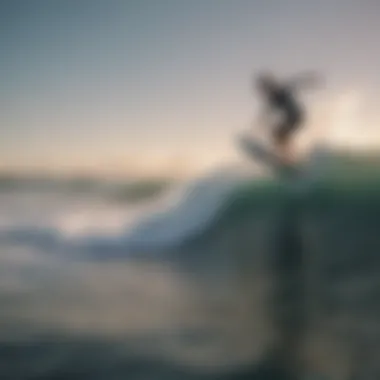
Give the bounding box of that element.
[273,123,293,164]
[273,115,302,164]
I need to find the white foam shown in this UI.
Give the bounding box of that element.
[124,169,251,248]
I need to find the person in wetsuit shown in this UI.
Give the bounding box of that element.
[254,72,320,164]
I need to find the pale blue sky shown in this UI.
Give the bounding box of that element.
[1,0,380,175]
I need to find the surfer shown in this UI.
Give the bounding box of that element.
[254,72,320,164]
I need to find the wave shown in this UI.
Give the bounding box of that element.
[0,164,256,255]
[1,148,380,259]
[0,174,174,203]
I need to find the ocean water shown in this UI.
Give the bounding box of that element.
[1,152,380,379]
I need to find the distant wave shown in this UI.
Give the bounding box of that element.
[0,174,174,203]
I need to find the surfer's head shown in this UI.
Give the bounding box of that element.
[255,72,277,93]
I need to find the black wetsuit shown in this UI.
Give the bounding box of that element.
[267,86,303,144]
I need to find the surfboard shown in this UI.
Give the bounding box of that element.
[237,133,299,178]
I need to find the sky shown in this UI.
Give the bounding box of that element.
[1,0,380,176]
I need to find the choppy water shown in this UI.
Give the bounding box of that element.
[1,152,380,379]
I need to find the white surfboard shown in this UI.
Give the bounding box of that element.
[237,133,298,176]
[236,133,325,194]
[238,135,281,166]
